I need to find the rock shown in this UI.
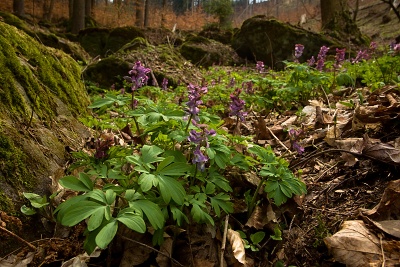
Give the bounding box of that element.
[180,35,243,68]
[0,21,90,222]
[232,15,340,69]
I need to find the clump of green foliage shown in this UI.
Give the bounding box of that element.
[22,40,400,258]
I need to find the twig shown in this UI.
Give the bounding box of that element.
[220,215,229,267]
[119,235,184,267]
[0,225,36,251]
[289,148,387,170]
[266,126,293,153]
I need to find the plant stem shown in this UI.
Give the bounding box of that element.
[248,176,268,218]
[132,116,145,144]
[185,114,193,133]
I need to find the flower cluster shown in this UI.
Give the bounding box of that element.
[161,78,168,90]
[333,48,346,69]
[256,61,265,73]
[390,42,400,53]
[188,125,216,171]
[128,61,151,91]
[315,46,329,71]
[243,81,254,94]
[229,88,247,122]
[294,44,304,62]
[185,83,208,122]
[288,128,304,155]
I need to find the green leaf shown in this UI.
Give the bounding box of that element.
[156,162,190,176]
[141,145,164,164]
[250,231,265,244]
[88,189,107,204]
[191,203,214,225]
[95,220,118,249]
[210,193,233,217]
[59,175,92,192]
[204,183,216,195]
[117,210,146,233]
[87,207,105,231]
[129,200,164,229]
[268,189,287,206]
[138,173,158,192]
[88,97,116,108]
[156,156,175,172]
[158,175,186,205]
[170,206,189,226]
[60,201,105,226]
[105,189,116,205]
[22,192,49,208]
[20,205,36,215]
[79,173,94,191]
[270,226,282,241]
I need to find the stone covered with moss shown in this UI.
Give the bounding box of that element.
[180,35,243,68]
[232,16,342,69]
[0,21,90,215]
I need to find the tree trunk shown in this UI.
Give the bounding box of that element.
[161,0,166,27]
[71,0,85,34]
[85,0,92,17]
[69,0,73,20]
[135,0,144,27]
[320,0,366,45]
[321,0,343,30]
[13,0,25,17]
[144,0,150,27]
[43,0,55,21]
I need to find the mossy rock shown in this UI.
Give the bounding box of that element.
[104,26,145,55]
[0,21,90,216]
[83,56,131,88]
[180,36,243,68]
[199,26,233,45]
[232,16,342,69]
[78,27,111,57]
[83,44,203,89]
[0,11,90,62]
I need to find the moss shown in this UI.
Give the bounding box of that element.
[0,131,35,193]
[78,27,110,57]
[104,26,145,54]
[0,191,15,214]
[0,22,89,120]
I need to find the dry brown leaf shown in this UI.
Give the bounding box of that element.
[324,220,382,267]
[362,142,400,165]
[156,237,173,267]
[227,229,246,265]
[246,204,277,229]
[0,252,34,267]
[193,258,216,267]
[361,179,400,221]
[367,218,400,239]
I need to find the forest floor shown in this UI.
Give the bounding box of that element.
[0,1,400,267]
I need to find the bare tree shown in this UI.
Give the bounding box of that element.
[380,0,400,21]
[144,0,150,27]
[43,0,55,21]
[135,0,144,27]
[13,0,25,17]
[71,0,85,34]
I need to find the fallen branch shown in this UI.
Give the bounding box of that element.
[0,225,36,251]
[119,235,184,267]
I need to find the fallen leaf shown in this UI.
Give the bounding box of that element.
[324,220,382,267]
[0,252,34,267]
[227,229,246,265]
[362,142,400,165]
[156,237,173,267]
[361,179,400,221]
[365,218,400,239]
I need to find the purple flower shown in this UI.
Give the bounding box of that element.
[334,48,346,69]
[185,83,208,122]
[256,61,265,73]
[292,142,305,155]
[294,44,304,62]
[352,50,369,63]
[229,88,247,121]
[243,81,254,94]
[307,56,315,67]
[288,129,304,155]
[192,146,208,171]
[161,78,168,90]
[316,46,329,71]
[128,61,151,91]
[228,77,236,88]
[369,41,377,52]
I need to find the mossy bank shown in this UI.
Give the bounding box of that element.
[0,21,90,216]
